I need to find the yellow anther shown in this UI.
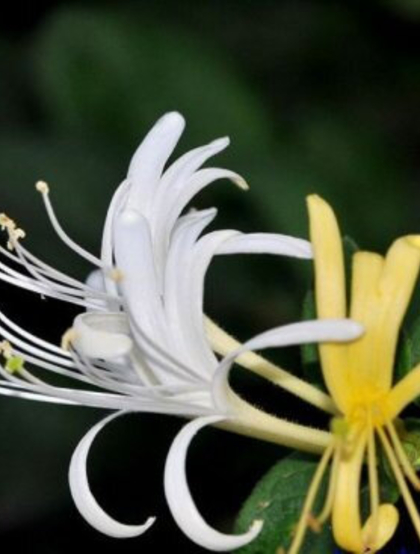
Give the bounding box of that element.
[0,213,26,249]
[61,328,78,351]
[307,513,322,534]
[0,213,15,231]
[108,268,124,282]
[0,340,13,359]
[35,180,49,194]
[7,228,26,251]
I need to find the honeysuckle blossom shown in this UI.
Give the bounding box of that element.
[0,113,362,551]
[268,195,420,554]
[172,195,420,554]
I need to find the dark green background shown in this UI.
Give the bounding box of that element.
[1,1,420,552]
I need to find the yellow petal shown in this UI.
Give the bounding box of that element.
[332,431,366,553]
[376,236,420,390]
[345,236,420,399]
[347,251,385,396]
[361,504,399,552]
[388,362,420,419]
[307,195,349,410]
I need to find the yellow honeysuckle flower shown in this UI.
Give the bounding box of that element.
[287,195,420,554]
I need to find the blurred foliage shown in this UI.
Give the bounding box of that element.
[33,8,271,154]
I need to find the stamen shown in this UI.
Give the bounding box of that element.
[62,328,78,351]
[386,421,420,490]
[378,427,420,540]
[5,355,25,374]
[0,310,70,358]
[0,342,27,375]
[10,239,117,301]
[108,268,124,282]
[364,423,380,550]
[306,513,321,533]
[35,181,49,194]
[287,444,334,554]
[0,340,13,359]
[0,265,107,310]
[316,448,339,524]
[0,236,119,304]
[0,213,26,250]
[35,181,104,267]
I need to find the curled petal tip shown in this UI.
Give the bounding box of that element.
[233,176,249,190]
[250,519,264,534]
[164,416,261,551]
[211,137,230,149]
[69,412,155,539]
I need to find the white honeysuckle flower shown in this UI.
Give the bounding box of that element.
[0,112,362,551]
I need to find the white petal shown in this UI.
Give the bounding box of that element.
[100,179,131,301]
[73,312,133,359]
[151,137,230,240]
[153,168,247,274]
[164,415,263,551]
[165,227,314,377]
[84,270,109,311]
[212,319,363,411]
[127,112,185,215]
[156,137,230,202]
[163,209,218,370]
[167,226,240,374]
[85,270,105,292]
[217,233,312,259]
[114,209,168,343]
[69,411,156,538]
[158,168,246,237]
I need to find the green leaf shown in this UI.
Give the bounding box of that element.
[396,316,420,406]
[234,453,334,554]
[234,449,400,554]
[398,418,420,471]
